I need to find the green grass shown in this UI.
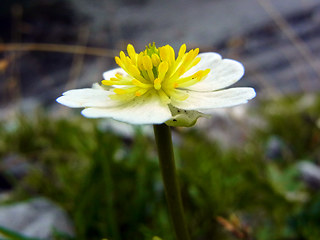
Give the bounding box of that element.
[0,94,320,240]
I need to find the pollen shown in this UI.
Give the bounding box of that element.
[104,43,210,104]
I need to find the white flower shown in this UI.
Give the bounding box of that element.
[57,43,256,126]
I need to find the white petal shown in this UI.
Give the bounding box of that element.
[81,94,172,125]
[103,67,128,80]
[181,53,245,91]
[56,88,118,108]
[92,83,104,89]
[171,88,256,110]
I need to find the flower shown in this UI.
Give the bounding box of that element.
[57,43,256,126]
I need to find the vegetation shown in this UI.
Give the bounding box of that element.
[0,94,320,240]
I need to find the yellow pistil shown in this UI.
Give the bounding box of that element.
[103,43,210,103]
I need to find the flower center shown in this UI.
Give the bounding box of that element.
[101,43,210,104]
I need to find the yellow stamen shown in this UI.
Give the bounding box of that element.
[189,57,201,69]
[135,88,148,97]
[115,56,123,67]
[176,69,210,88]
[127,44,136,62]
[132,79,152,88]
[151,54,160,67]
[127,64,141,79]
[158,89,171,104]
[137,52,145,71]
[108,43,205,104]
[101,80,113,86]
[157,61,169,82]
[113,87,138,95]
[115,73,123,78]
[109,93,135,101]
[178,44,186,59]
[159,46,168,62]
[169,90,189,101]
[142,55,155,80]
[142,55,153,70]
[168,45,175,64]
[154,78,161,90]
[102,77,133,86]
[114,88,127,95]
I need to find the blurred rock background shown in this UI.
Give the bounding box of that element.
[1,0,320,240]
[0,0,319,114]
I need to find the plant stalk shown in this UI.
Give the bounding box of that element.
[153,124,191,240]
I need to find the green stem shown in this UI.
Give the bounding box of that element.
[153,124,191,240]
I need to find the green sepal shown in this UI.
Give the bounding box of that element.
[165,105,210,127]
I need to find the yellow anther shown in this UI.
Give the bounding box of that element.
[114,88,127,95]
[115,56,122,67]
[203,68,211,76]
[137,52,145,71]
[192,71,203,79]
[119,51,128,67]
[175,69,210,88]
[154,78,161,90]
[178,44,186,58]
[184,50,195,63]
[142,55,153,70]
[127,44,136,60]
[177,66,186,76]
[101,80,112,85]
[190,57,201,68]
[157,61,169,82]
[173,83,179,88]
[180,48,200,71]
[159,46,168,62]
[125,56,133,65]
[193,48,199,57]
[167,45,175,63]
[158,61,168,73]
[119,51,126,61]
[115,73,123,78]
[127,64,141,78]
[151,54,160,67]
[102,78,132,86]
[191,69,210,80]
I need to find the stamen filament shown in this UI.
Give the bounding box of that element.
[132,79,153,88]
[158,89,171,104]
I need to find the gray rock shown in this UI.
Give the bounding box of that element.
[0,198,74,239]
[1,154,31,180]
[298,161,320,189]
[265,136,286,160]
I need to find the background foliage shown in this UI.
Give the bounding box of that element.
[0,94,320,240]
